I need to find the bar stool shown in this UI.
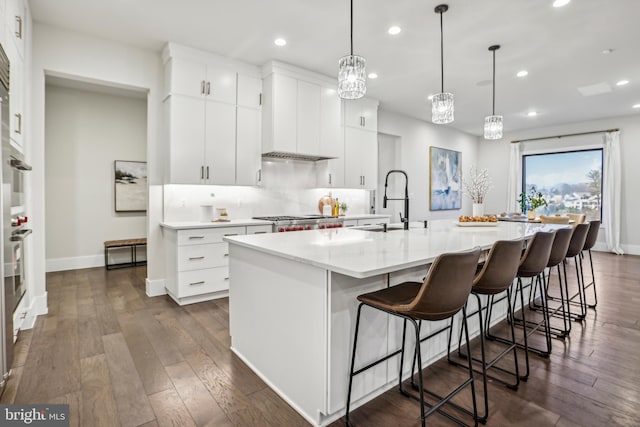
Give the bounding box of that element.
[345,248,481,427]
[487,230,555,380]
[531,227,574,338]
[562,223,590,320]
[581,220,601,308]
[448,239,524,423]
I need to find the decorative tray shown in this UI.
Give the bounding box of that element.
[453,221,498,227]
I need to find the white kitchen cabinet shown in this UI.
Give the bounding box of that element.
[315,158,344,188]
[344,127,377,189]
[315,85,345,187]
[166,56,236,104]
[344,97,378,131]
[166,94,236,185]
[236,106,262,186]
[237,74,262,109]
[164,225,271,305]
[0,1,7,49]
[5,0,24,60]
[5,31,23,149]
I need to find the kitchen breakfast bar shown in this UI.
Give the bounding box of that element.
[224,220,562,426]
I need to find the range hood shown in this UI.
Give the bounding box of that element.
[262,151,335,162]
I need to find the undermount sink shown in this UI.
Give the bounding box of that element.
[362,225,405,232]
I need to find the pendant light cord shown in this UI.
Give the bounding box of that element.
[492,48,496,115]
[350,0,354,55]
[439,10,444,92]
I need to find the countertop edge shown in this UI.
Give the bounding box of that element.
[161,219,273,229]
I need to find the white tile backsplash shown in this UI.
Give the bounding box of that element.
[163,160,371,221]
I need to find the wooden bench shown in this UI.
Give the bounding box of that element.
[104,238,147,270]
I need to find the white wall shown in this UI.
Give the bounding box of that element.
[477,114,640,254]
[32,23,162,313]
[377,110,479,222]
[44,84,147,271]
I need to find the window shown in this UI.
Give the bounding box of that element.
[522,149,603,221]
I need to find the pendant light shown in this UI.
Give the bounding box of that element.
[432,4,454,124]
[484,45,503,139]
[338,0,366,99]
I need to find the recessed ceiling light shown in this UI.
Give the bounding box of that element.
[553,0,570,7]
[516,70,528,78]
[527,111,538,117]
[387,26,402,35]
[633,104,640,109]
[616,80,629,86]
[602,48,614,54]
[368,72,378,79]
[274,38,287,47]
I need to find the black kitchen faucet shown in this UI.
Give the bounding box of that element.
[383,170,409,230]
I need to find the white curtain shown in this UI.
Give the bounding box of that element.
[603,131,624,254]
[507,143,521,212]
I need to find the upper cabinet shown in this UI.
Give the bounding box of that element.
[4,0,26,151]
[261,61,341,159]
[5,0,24,60]
[344,97,378,132]
[162,44,263,186]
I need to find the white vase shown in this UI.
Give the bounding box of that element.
[472,203,484,217]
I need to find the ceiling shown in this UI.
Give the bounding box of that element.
[30,0,640,136]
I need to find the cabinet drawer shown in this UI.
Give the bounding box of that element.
[178,243,230,271]
[343,219,358,228]
[177,227,246,245]
[246,225,272,234]
[177,267,229,298]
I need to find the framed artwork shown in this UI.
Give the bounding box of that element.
[114,160,147,212]
[429,146,461,210]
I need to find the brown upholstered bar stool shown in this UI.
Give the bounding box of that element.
[448,239,524,423]
[345,248,482,427]
[581,220,601,308]
[561,223,590,320]
[487,230,555,380]
[531,227,574,338]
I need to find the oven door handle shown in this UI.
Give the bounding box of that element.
[10,159,32,171]
[10,229,32,241]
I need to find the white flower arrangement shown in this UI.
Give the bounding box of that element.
[462,167,492,204]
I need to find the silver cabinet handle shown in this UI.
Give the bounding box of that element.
[188,235,205,240]
[224,253,229,257]
[258,168,262,182]
[14,113,22,134]
[189,281,205,286]
[15,16,22,39]
[329,173,332,185]
[259,93,262,106]
[201,80,205,95]
[224,277,229,281]
[206,166,210,180]
[363,117,366,127]
[189,256,205,260]
[206,81,211,95]
[10,159,31,171]
[224,233,238,236]
[201,166,204,180]
[253,231,267,234]
[362,176,365,186]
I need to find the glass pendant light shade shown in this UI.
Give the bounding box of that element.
[338,54,366,99]
[432,92,454,124]
[484,115,503,139]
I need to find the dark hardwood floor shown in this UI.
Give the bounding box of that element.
[2,252,639,426]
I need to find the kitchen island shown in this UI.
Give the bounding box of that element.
[224,220,562,426]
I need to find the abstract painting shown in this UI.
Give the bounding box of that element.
[114,160,147,212]
[429,146,461,210]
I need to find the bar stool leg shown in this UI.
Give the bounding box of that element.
[345,303,364,427]
[398,319,408,395]
[515,277,531,380]
[586,250,598,308]
[574,257,587,319]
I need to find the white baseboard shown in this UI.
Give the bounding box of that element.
[593,243,640,255]
[17,292,48,331]
[146,278,167,297]
[46,255,104,272]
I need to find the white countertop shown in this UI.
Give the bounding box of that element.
[224,219,567,278]
[160,219,273,229]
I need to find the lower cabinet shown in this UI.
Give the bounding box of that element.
[165,224,271,305]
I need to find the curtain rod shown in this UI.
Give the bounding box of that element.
[511,128,619,144]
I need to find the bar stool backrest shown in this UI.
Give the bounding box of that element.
[540,215,570,224]
[583,220,601,251]
[547,227,574,267]
[565,223,589,258]
[518,231,556,278]
[473,239,524,294]
[396,247,481,321]
[567,213,586,226]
